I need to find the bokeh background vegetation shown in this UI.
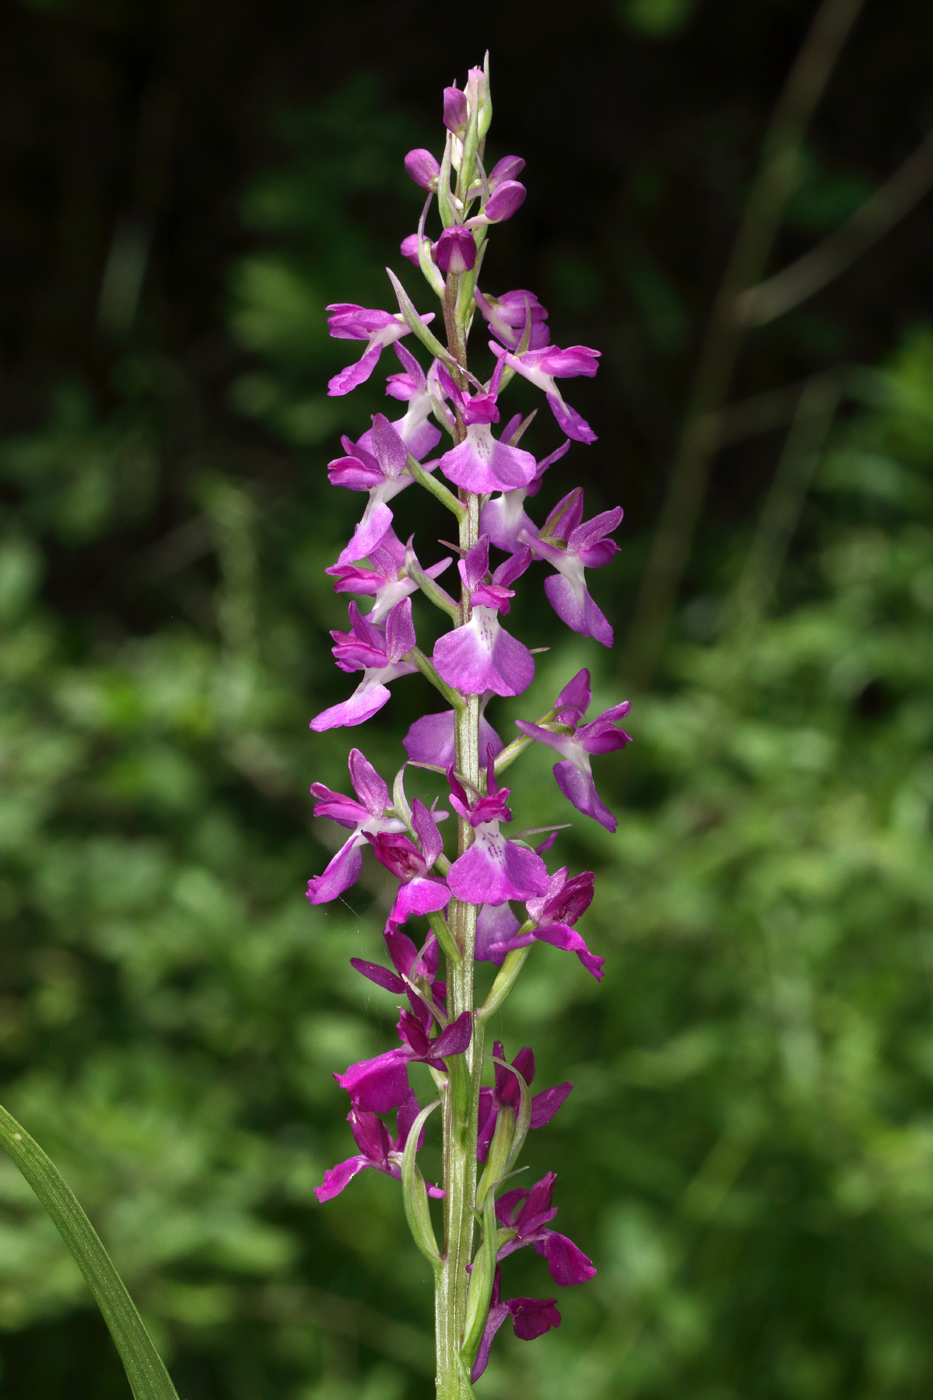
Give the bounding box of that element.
[2,1,933,1397]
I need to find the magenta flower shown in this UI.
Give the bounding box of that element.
[310,597,417,732]
[480,437,570,553]
[521,489,623,646]
[443,85,468,133]
[306,748,405,904]
[496,1171,596,1285]
[446,752,550,906]
[352,928,446,1022]
[516,668,631,830]
[477,1041,572,1163]
[403,694,503,770]
[335,1008,472,1114]
[434,362,538,494]
[490,340,600,443]
[326,530,450,625]
[432,539,535,698]
[368,800,450,933]
[315,1090,444,1203]
[471,1268,560,1383]
[474,900,521,964]
[326,303,433,397]
[382,343,443,461]
[474,287,550,352]
[328,412,438,567]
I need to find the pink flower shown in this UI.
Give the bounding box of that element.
[477,1041,572,1163]
[310,598,417,732]
[489,340,600,443]
[326,303,434,397]
[515,668,631,830]
[520,491,623,647]
[471,1267,560,1383]
[306,749,405,904]
[368,800,450,933]
[434,362,538,494]
[446,753,550,906]
[432,539,535,698]
[315,1090,444,1203]
[326,530,450,625]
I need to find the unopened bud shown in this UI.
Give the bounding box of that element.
[488,155,526,191]
[404,147,441,191]
[435,226,477,275]
[443,85,468,134]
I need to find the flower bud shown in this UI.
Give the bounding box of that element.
[443,85,468,134]
[488,155,525,190]
[434,226,477,275]
[466,61,492,138]
[483,180,526,223]
[404,147,440,191]
[400,233,426,267]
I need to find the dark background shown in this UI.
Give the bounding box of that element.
[2,2,933,1398]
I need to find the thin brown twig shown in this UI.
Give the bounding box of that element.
[621,0,866,689]
[738,126,933,326]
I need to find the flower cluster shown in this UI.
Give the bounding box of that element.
[308,57,630,1388]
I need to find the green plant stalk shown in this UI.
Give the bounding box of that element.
[434,151,485,1396]
[0,1102,180,1400]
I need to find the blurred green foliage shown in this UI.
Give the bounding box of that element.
[2,68,933,1400]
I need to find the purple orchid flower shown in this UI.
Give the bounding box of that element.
[465,180,527,227]
[471,1267,560,1383]
[489,340,600,443]
[351,928,446,1022]
[383,343,443,461]
[310,597,417,732]
[474,287,550,352]
[515,668,632,830]
[306,748,405,905]
[487,155,526,191]
[368,800,451,933]
[432,538,535,698]
[326,529,450,626]
[480,437,570,554]
[334,1008,472,1113]
[496,1171,596,1286]
[520,489,623,647]
[477,1041,572,1163]
[474,869,604,979]
[328,412,438,567]
[434,361,538,494]
[445,751,550,906]
[315,1090,444,1203]
[403,692,504,770]
[326,303,433,397]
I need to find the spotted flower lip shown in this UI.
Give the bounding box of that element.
[310,598,417,732]
[445,752,550,905]
[433,361,538,494]
[315,1090,445,1203]
[515,667,632,831]
[326,304,434,397]
[432,540,535,698]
